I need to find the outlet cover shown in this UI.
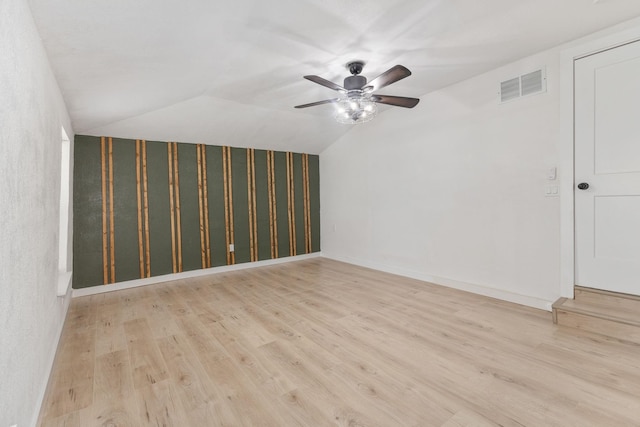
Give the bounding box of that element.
[229,244,235,252]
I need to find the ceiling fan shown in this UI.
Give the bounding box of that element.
[294,61,420,124]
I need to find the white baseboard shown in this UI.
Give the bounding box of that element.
[72,253,322,298]
[57,271,72,297]
[32,287,73,427]
[72,252,553,311]
[323,253,553,312]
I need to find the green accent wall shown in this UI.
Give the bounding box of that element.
[111,138,139,283]
[254,150,271,261]
[72,135,320,289]
[293,153,305,254]
[273,151,291,257]
[308,155,321,253]
[205,146,227,268]
[176,143,201,272]
[146,141,173,277]
[231,147,250,264]
[72,135,104,288]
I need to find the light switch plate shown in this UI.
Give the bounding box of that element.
[229,243,235,252]
[547,167,557,180]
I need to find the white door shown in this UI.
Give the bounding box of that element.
[575,40,640,296]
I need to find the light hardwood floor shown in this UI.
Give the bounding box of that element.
[38,259,640,426]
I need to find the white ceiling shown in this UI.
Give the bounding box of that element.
[28,0,640,154]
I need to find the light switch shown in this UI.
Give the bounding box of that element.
[545,185,559,197]
[547,167,557,181]
[229,243,235,252]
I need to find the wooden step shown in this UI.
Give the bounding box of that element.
[574,286,640,312]
[552,287,640,345]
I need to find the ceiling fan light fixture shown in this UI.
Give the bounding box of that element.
[334,97,377,124]
[295,63,419,121]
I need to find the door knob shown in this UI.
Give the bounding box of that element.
[577,182,589,190]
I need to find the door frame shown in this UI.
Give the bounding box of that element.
[559,20,640,299]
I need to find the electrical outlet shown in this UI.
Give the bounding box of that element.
[229,243,235,252]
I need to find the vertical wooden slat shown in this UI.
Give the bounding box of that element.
[227,147,235,265]
[201,146,211,268]
[286,152,296,256]
[244,148,258,262]
[173,143,183,272]
[108,137,116,283]
[292,153,296,256]
[304,153,312,254]
[301,153,308,254]
[197,144,206,268]
[308,154,312,253]
[271,151,278,259]
[142,140,151,277]
[286,152,292,256]
[246,149,255,262]
[168,143,177,273]
[101,136,109,284]
[251,149,258,261]
[222,146,231,265]
[267,151,274,259]
[135,140,144,277]
[308,155,312,253]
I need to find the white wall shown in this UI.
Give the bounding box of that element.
[0,1,73,426]
[321,19,640,310]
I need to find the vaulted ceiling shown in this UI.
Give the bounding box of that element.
[29,0,640,154]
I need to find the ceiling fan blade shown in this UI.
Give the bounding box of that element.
[294,98,340,109]
[371,95,420,108]
[366,65,412,91]
[304,75,346,92]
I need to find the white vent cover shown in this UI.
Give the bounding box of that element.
[499,68,546,103]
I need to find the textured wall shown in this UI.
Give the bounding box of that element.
[0,1,74,426]
[321,48,563,309]
[320,17,640,310]
[73,136,320,288]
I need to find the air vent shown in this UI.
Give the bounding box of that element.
[500,77,520,102]
[499,68,546,103]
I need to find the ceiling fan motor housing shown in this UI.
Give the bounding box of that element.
[344,75,367,90]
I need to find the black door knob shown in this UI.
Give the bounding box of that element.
[577,182,589,190]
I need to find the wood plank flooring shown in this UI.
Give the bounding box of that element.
[38,258,640,426]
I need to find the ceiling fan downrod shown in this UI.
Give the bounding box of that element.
[344,62,367,90]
